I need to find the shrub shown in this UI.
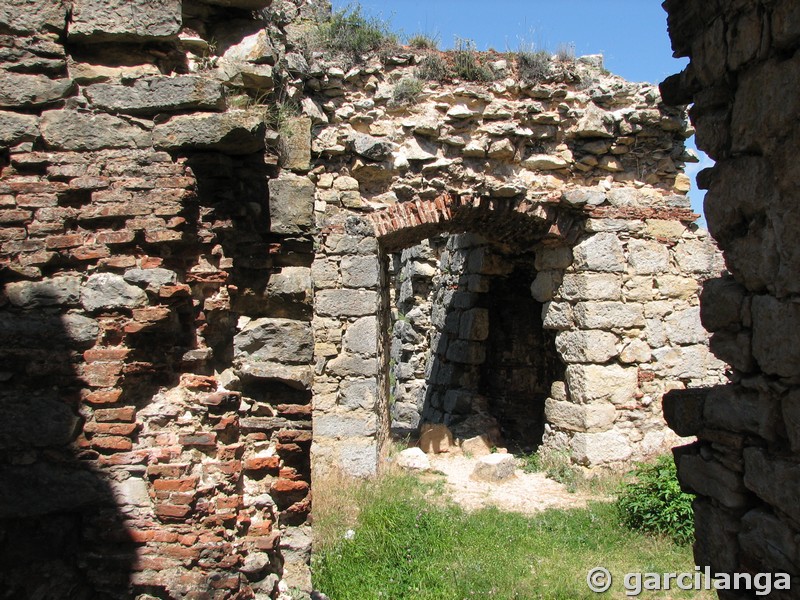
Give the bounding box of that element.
[392,76,424,105]
[555,42,576,63]
[452,37,494,82]
[517,47,551,83]
[316,3,396,66]
[616,454,695,545]
[407,33,439,50]
[416,52,450,82]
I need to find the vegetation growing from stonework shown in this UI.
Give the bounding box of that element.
[313,471,707,599]
[311,3,398,67]
[616,454,695,545]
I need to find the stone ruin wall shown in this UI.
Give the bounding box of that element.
[661,0,800,596]
[0,0,727,597]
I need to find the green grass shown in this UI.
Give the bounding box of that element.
[312,472,710,600]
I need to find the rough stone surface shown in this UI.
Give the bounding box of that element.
[81,273,148,311]
[85,77,225,115]
[565,364,638,405]
[0,74,73,109]
[69,0,182,42]
[396,447,430,471]
[41,110,152,150]
[268,172,315,234]
[153,111,266,154]
[471,453,516,481]
[234,318,313,363]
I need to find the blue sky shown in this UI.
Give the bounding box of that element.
[331,0,710,225]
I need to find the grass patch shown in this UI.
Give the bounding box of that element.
[516,45,551,84]
[407,33,439,50]
[391,76,425,106]
[313,471,709,599]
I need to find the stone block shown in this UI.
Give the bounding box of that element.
[530,270,561,302]
[0,393,80,449]
[541,301,574,330]
[239,362,313,389]
[662,388,707,437]
[652,345,719,380]
[0,111,39,146]
[0,74,73,109]
[573,103,614,138]
[342,316,377,356]
[744,447,800,523]
[326,354,377,377]
[627,239,669,274]
[565,363,638,405]
[692,499,741,574]
[704,385,779,440]
[665,307,708,345]
[555,330,618,363]
[535,246,573,270]
[336,442,378,477]
[41,110,152,151]
[85,76,225,115]
[654,275,698,300]
[570,431,632,466]
[0,0,68,34]
[752,295,800,378]
[445,340,486,365]
[442,390,478,415]
[619,338,651,363]
[781,389,800,453]
[5,276,81,308]
[674,239,720,274]
[153,111,267,154]
[545,398,616,432]
[123,268,177,291]
[458,308,489,341]
[341,255,379,288]
[314,413,377,439]
[740,508,799,575]
[315,290,377,317]
[81,273,148,311]
[268,172,315,234]
[280,116,312,171]
[561,188,606,207]
[572,233,625,272]
[352,133,394,160]
[677,449,749,509]
[339,379,377,411]
[69,0,181,42]
[234,318,313,363]
[574,301,645,329]
[559,273,622,301]
[472,453,516,481]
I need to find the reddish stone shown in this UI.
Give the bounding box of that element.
[161,545,200,560]
[270,479,309,495]
[134,556,181,572]
[247,521,273,536]
[276,403,312,417]
[209,575,240,590]
[131,307,171,322]
[243,456,280,472]
[90,435,133,452]
[95,230,136,245]
[217,443,244,461]
[279,467,302,481]
[250,530,280,551]
[159,284,191,298]
[180,374,216,390]
[0,209,32,224]
[84,347,130,362]
[154,504,192,519]
[82,389,123,405]
[178,432,217,447]
[276,430,312,444]
[82,361,123,388]
[85,422,137,436]
[45,233,85,249]
[215,496,241,510]
[147,464,189,479]
[177,533,198,546]
[145,230,182,243]
[94,406,136,422]
[99,255,137,268]
[71,245,110,261]
[153,477,198,492]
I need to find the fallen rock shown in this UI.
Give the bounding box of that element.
[471,453,516,482]
[459,434,493,457]
[396,447,430,471]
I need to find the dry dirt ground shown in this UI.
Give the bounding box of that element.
[422,452,593,514]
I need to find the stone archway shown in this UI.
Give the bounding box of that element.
[310,190,722,477]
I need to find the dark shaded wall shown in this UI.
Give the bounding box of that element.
[662,1,800,597]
